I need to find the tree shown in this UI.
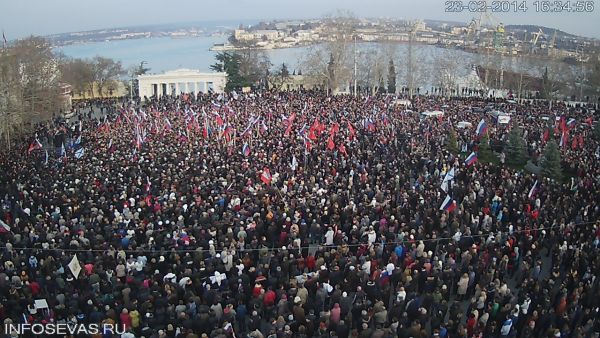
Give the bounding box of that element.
[592,121,600,141]
[59,58,95,98]
[356,45,390,95]
[378,76,386,94]
[211,52,248,91]
[235,43,272,87]
[127,61,150,98]
[92,56,125,98]
[478,134,495,163]
[588,54,600,96]
[445,128,459,154]
[387,59,396,94]
[1,36,64,147]
[301,11,356,93]
[432,49,461,95]
[540,139,563,181]
[398,45,427,96]
[270,63,292,90]
[505,124,528,167]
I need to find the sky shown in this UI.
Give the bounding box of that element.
[1,0,599,39]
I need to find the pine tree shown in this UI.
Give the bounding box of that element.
[388,59,396,94]
[378,76,386,94]
[446,128,459,154]
[540,139,563,181]
[592,121,600,141]
[478,134,495,163]
[505,124,528,166]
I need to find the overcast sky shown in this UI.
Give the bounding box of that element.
[2,0,599,39]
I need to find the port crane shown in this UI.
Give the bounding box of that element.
[530,28,545,53]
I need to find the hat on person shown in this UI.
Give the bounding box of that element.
[294,296,301,304]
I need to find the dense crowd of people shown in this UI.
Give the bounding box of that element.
[1,90,599,338]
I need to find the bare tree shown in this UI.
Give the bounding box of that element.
[431,49,462,95]
[59,58,95,98]
[0,36,63,147]
[301,11,356,93]
[269,63,292,90]
[538,61,574,106]
[514,55,531,100]
[92,56,125,98]
[397,45,428,96]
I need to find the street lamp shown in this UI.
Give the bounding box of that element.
[354,35,357,96]
[576,46,584,102]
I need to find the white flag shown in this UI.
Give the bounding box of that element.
[75,147,85,159]
[291,155,298,171]
[68,255,82,279]
[441,167,455,192]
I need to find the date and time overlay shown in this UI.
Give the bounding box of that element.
[445,0,594,13]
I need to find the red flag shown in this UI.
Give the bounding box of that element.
[347,121,356,141]
[571,136,578,150]
[284,113,296,137]
[304,139,312,152]
[214,114,224,127]
[542,129,549,143]
[28,139,42,154]
[531,210,539,219]
[559,116,567,132]
[260,168,272,185]
[327,137,335,151]
[203,124,209,139]
[338,143,347,156]
[329,122,340,137]
[584,117,593,126]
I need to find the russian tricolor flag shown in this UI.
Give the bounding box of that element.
[363,118,375,131]
[0,219,11,233]
[439,195,456,212]
[242,143,250,157]
[528,180,539,200]
[567,118,576,129]
[464,151,477,167]
[476,119,487,137]
[560,131,568,148]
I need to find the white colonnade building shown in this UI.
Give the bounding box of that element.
[138,69,227,98]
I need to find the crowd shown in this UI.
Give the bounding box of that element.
[1,89,599,338]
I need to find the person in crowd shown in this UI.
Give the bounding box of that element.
[1,89,599,338]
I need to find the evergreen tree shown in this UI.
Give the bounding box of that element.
[592,121,600,141]
[378,76,386,94]
[505,124,528,166]
[478,134,495,163]
[279,63,290,77]
[388,59,396,94]
[210,52,249,91]
[540,66,550,99]
[446,128,459,154]
[540,139,563,181]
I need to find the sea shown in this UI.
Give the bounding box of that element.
[57,27,564,88]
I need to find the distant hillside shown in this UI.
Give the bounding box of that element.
[504,25,576,38]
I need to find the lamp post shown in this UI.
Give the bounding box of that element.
[354,35,357,96]
[576,46,584,102]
